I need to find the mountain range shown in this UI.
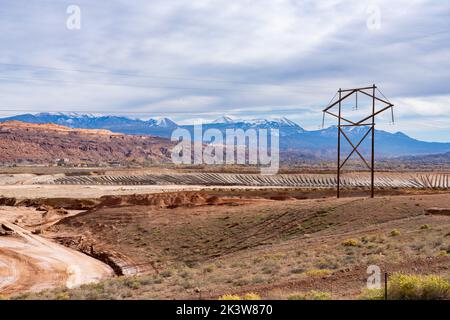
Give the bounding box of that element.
[2,112,450,160]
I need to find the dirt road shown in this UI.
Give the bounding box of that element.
[0,184,293,199]
[0,220,113,295]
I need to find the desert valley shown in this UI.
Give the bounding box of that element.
[0,119,449,300]
[1,1,450,306]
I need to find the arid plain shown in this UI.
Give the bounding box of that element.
[1,166,449,300]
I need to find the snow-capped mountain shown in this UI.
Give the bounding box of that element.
[319,125,372,136]
[210,116,302,129]
[212,116,235,124]
[155,117,178,128]
[201,116,305,138]
[36,112,97,118]
[1,113,450,158]
[244,117,303,130]
[271,117,300,127]
[0,113,179,137]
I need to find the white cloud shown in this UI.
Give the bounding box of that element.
[0,0,449,140]
[395,95,450,117]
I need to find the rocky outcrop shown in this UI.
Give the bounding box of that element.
[425,207,450,216]
[0,121,174,165]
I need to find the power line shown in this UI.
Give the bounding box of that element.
[0,27,446,92]
[389,30,448,46]
[0,75,258,92]
[0,75,331,95]
[0,106,316,116]
[0,62,333,90]
[0,62,250,84]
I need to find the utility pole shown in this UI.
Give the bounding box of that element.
[337,88,342,198]
[371,84,376,198]
[322,85,394,198]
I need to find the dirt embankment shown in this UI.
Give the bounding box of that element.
[2,189,450,299]
[48,191,272,275]
[0,120,174,165]
[0,189,287,212]
[0,191,274,277]
[0,221,113,295]
[43,192,450,299]
[0,197,97,210]
[95,192,262,208]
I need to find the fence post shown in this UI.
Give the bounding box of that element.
[384,272,388,300]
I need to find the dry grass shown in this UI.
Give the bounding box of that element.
[10,192,450,300]
[219,293,261,300]
[360,273,450,300]
[287,290,332,300]
[304,269,332,277]
[341,239,360,247]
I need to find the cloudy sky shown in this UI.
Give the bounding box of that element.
[0,0,449,141]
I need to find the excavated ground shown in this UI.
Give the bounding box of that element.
[49,172,450,189]
[1,183,450,299]
[14,190,448,299]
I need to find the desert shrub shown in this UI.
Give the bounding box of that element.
[231,261,248,268]
[438,250,448,257]
[233,277,251,287]
[219,292,261,300]
[55,292,70,300]
[185,260,199,268]
[180,279,195,289]
[315,256,339,270]
[341,238,359,247]
[290,268,305,274]
[288,290,332,300]
[203,264,216,273]
[243,292,261,300]
[160,269,173,278]
[261,261,280,275]
[153,277,163,284]
[418,276,450,299]
[179,269,193,279]
[360,273,450,300]
[253,257,263,264]
[304,269,332,277]
[390,229,401,237]
[263,252,286,261]
[123,278,141,289]
[359,288,385,300]
[136,276,153,286]
[420,224,431,230]
[219,294,241,300]
[250,276,265,284]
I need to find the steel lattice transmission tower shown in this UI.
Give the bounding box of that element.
[322,84,394,198]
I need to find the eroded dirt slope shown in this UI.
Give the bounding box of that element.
[38,191,450,299]
[0,121,173,165]
[0,220,113,295]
